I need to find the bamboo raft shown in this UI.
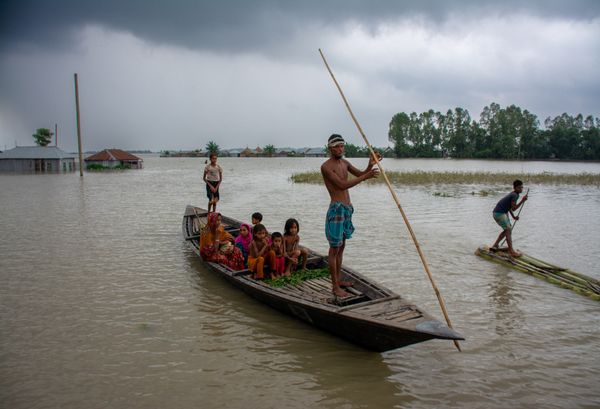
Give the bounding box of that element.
[475,246,600,301]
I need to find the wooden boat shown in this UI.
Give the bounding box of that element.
[476,245,600,301]
[183,206,464,351]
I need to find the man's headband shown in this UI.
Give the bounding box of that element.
[328,134,345,147]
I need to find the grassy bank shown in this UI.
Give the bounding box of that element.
[290,171,600,186]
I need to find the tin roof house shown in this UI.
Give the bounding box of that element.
[84,149,143,169]
[0,146,76,172]
[304,147,327,157]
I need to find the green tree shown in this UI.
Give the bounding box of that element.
[389,105,599,160]
[545,113,580,159]
[579,115,600,159]
[32,128,53,146]
[263,144,275,157]
[449,108,472,158]
[516,109,540,159]
[388,112,412,157]
[479,103,521,158]
[420,109,442,157]
[343,143,361,157]
[580,126,600,159]
[205,141,219,155]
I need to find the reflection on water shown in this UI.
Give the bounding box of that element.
[1,156,599,409]
[488,269,524,336]
[183,252,404,408]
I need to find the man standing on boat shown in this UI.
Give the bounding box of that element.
[491,179,528,257]
[321,134,381,297]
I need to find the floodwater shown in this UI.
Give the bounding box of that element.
[1,156,599,409]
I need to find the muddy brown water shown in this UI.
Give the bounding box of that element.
[1,156,599,408]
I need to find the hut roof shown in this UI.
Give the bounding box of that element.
[0,146,75,159]
[304,147,326,155]
[85,149,142,162]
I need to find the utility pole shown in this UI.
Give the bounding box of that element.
[74,73,83,177]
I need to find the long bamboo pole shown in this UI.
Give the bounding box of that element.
[318,49,461,351]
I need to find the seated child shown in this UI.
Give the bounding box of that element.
[234,223,252,268]
[283,218,309,275]
[248,223,270,279]
[251,212,263,230]
[251,211,272,244]
[269,232,286,278]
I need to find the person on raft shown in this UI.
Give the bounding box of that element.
[321,134,381,297]
[491,179,528,257]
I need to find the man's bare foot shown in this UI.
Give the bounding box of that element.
[339,281,354,287]
[509,250,522,258]
[333,287,349,298]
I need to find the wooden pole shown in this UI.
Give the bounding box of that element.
[318,49,461,351]
[74,73,84,177]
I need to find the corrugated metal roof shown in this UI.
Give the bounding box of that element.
[85,149,142,161]
[0,146,75,159]
[304,147,326,154]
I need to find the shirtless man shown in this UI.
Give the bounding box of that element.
[320,134,381,297]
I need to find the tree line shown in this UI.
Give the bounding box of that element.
[388,103,600,160]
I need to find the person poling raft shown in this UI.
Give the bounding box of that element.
[476,181,600,301]
[490,180,528,257]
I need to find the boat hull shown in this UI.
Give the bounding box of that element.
[184,206,464,351]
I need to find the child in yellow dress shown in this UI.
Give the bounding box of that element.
[248,224,270,279]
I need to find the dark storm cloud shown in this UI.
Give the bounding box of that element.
[2,0,599,55]
[1,0,599,151]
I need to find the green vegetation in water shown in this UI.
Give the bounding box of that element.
[265,267,330,287]
[86,164,131,171]
[290,171,600,186]
[472,189,495,196]
[433,191,454,197]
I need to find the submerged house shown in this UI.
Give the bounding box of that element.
[85,149,143,169]
[0,146,76,172]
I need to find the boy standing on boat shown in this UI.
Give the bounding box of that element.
[203,153,222,213]
[491,179,528,257]
[321,134,381,297]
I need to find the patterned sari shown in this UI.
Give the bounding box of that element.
[199,213,244,270]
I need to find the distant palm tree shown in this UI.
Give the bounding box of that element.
[263,144,276,157]
[206,141,219,155]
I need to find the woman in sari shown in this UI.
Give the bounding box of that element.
[199,213,245,270]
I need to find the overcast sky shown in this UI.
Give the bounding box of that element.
[1,1,599,152]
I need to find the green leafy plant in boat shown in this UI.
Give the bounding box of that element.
[265,267,330,287]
